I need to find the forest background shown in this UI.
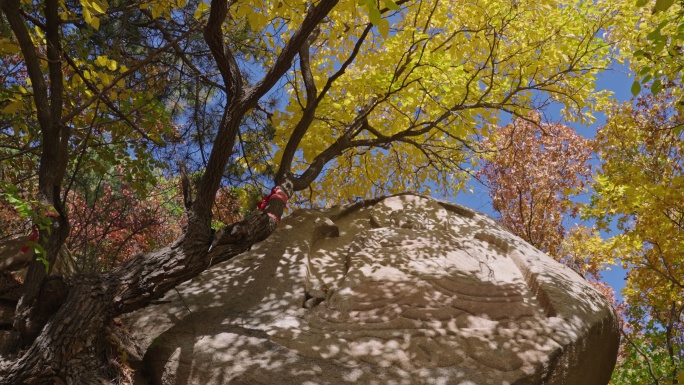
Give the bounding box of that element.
[0,0,682,383]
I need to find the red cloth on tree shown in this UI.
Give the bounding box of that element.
[257,187,289,224]
[20,225,39,253]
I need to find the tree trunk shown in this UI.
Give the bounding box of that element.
[1,276,114,384]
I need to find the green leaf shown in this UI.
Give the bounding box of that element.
[384,0,401,11]
[674,124,683,136]
[378,19,390,38]
[35,252,50,274]
[654,0,675,13]
[367,5,382,25]
[635,0,648,6]
[652,78,663,94]
[646,29,663,41]
[631,81,642,96]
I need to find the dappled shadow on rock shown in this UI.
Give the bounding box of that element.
[124,194,619,385]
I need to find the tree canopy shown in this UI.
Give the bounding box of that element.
[478,113,593,259]
[589,93,684,385]
[0,0,681,382]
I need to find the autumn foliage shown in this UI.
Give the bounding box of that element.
[478,114,592,258]
[587,93,684,384]
[65,178,181,272]
[0,0,681,381]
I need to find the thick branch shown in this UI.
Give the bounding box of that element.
[1,174,293,382]
[275,25,373,184]
[299,30,319,103]
[1,0,51,132]
[203,0,241,99]
[112,180,293,314]
[179,162,193,209]
[289,100,376,190]
[45,0,63,128]
[194,0,339,224]
[3,0,74,349]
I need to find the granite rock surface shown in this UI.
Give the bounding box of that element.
[124,194,619,385]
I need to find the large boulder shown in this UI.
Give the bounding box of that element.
[124,194,619,385]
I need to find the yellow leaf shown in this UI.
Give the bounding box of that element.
[247,11,259,28]
[107,59,117,71]
[0,38,19,54]
[151,3,164,19]
[99,71,112,84]
[95,55,108,67]
[1,99,22,114]
[89,0,105,14]
[378,19,389,38]
[194,2,208,20]
[82,6,93,24]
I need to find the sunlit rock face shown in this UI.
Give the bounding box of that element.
[125,194,619,385]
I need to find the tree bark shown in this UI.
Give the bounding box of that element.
[1,277,114,384]
[1,0,71,349]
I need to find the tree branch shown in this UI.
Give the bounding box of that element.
[46,0,63,129]
[62,55,162,145]
[203,0,241,100]
[61,26,200,123]
[193,0,340,225]
[141,9,227,92]
[275,24,373,184]
[621,329,661,385]
[1,0,51,132]
[289,98,376,190]
[243,0,340,109]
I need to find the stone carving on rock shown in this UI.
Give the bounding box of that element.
[124,194,619,385]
